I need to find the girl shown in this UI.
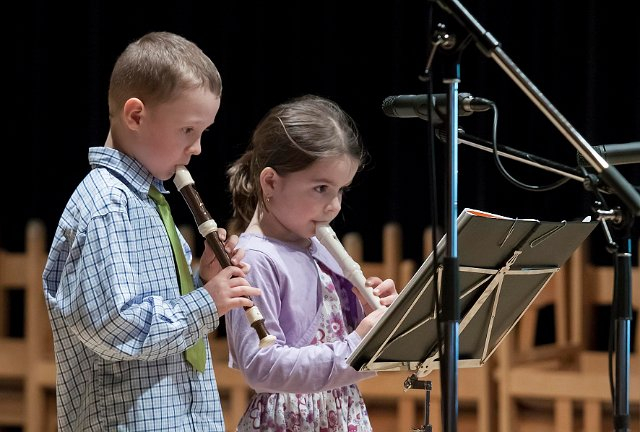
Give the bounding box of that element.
[225,94,398,431]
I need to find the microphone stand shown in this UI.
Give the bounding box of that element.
[610,229,633,432]
[433,0,640,216]
[589,201,634,432]
[430,2,640,428]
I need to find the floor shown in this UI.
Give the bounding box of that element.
[367,401,637,432]
[2,397,636,431]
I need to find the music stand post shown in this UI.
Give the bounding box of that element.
[440,38,462,432]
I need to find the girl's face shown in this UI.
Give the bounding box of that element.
[262,154,359,247]
[130,87,220,180]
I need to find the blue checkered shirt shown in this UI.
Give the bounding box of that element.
[43,147,224,431]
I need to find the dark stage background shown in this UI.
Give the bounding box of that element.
[5,1,640,267]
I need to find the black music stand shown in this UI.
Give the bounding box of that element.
[348,208,598,382]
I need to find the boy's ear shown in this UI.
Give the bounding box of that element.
[123,98,144,130]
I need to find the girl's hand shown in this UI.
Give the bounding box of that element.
[369,277,398,306]
[353,276,398,314]
[355,307,388,338]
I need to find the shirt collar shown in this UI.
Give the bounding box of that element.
[88,146,163,197]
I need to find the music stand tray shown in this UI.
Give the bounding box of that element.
[347,208,598,378]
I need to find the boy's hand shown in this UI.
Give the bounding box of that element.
[203,266,261,317]
[199,228,250,282]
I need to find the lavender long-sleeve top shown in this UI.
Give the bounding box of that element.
[225,233,377,393]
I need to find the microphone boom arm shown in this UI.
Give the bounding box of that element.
[435,0,640,215]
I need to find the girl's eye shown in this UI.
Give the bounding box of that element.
[315,185,328,193]
[183,127,195,134]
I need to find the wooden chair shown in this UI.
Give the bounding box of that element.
[208,335,253,432]
[494,237,640,432]
[0,223,34,427]
[494,243,583,432]
[577,247,640,431]
[342,221,416,289]
[0,219,56,431]
[24,221,57,432]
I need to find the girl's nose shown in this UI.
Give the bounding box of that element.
[326,195,342,213]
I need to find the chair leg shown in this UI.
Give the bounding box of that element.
[476,367,492,432]
[25,381,47,432]
[397,398,417,431]
[496,337,516,432]
[583,399,601,432]
[554,399,573,432]
[47,392,58,432]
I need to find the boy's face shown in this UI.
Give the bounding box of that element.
[131,87,220,180]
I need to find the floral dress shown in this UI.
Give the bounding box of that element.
[236,261,372,432]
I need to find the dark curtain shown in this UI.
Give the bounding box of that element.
[6,0,640,265]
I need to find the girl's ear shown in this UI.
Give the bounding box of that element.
[260,167,278,197]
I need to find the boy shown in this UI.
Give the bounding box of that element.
[42,31,260,431]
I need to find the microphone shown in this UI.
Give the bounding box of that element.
[381,93,494,123]
[577,142,640,167]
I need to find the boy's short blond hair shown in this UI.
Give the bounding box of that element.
[108,31,222,117]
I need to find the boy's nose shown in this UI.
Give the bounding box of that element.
[189,140,202,156]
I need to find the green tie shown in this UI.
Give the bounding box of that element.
[148,185,206,372]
